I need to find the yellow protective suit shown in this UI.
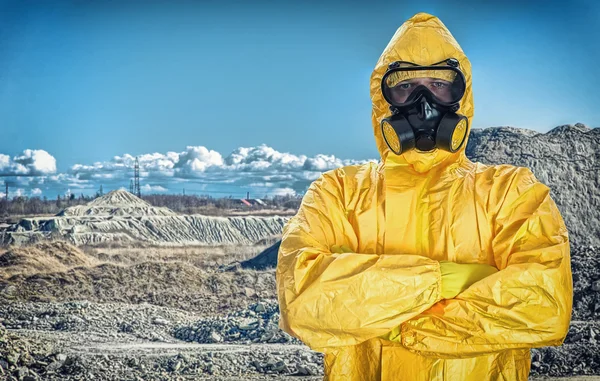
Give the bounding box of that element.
[276,12,573,381]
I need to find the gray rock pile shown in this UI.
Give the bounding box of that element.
[247,350,322,376]
[173,300,302,345]
[572,245,600,320]
[0,299,202,343]
[466,123,600,248]
[530,321,600,377]
[26,348,324,380]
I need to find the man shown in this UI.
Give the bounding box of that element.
[276,12,573,381]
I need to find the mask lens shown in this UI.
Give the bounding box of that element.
[382,120,402,154]
[451,117,468,151]
[382,67,465,107]
[380,116,416,155]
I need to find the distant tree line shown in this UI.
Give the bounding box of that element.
[0,192,303,218]
[141,193,302,214]
[0,193,89,218]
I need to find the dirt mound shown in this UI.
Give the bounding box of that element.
[0,240,98,279]
[1,260,276,315]
[86,189,155,208]
[0,242,277,315]
[56,189,177,217]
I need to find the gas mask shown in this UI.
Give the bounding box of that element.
[380,58,469,155]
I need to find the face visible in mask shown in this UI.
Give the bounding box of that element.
[380,59,469,157]
[389,77,454,104]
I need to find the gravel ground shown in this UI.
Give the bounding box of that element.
[0,299,324,380]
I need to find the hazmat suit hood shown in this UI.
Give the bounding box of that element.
[370,13,474,174]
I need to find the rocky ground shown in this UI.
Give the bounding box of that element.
[0,240,599,380]
[0,298,323,381]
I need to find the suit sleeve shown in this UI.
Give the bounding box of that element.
[276,168,444,350]
[399,167,573,358]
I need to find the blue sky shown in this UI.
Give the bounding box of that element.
[0,0,598,200]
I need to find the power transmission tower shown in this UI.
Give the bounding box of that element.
[134,157,141,198]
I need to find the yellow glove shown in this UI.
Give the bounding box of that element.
[379,325,402,343]
[439,261,499,299]
[330,244,353,254]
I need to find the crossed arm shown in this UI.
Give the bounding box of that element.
[275,167,573,358]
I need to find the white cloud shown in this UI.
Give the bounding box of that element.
[48,173,71,182]
[248,182,275,187]
[271,187,297,197]
[68,144,374,185]
[2,145,378,197]
[142,184,168,192]
[0,149,57,176]
[0,154,10,169]
[90,173,116,179]
[262,174,294,181]
[297,171,324,181]
[31,188,42,196]
[175,146,224,174]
